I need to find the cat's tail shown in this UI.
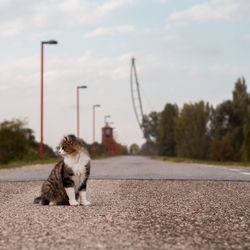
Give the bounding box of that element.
[34,196,42,204]
[34,196,49,205]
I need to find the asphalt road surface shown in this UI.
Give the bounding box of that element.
[0,156,250,182]
[0,180,249,249]
[0,156,249,249]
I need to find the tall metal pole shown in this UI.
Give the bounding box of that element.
[77,87,79,139]
[92,104,101,156]
[76,85,87,139]
[92,105,96,156]
[40,43,44,158]
[40,40,58,158]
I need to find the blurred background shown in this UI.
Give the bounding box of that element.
[0,0,249,163]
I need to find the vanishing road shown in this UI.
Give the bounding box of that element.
[0,156,249,249]
[0,156,250,182]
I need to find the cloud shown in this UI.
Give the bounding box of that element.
[161,34,179,42]
[0,0,134,37]
[84,25,135,38]
[242,34,250,41]
[152,0,168,3]
[0,20,23,37]
[166,0,250,29]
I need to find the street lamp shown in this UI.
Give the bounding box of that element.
[92,104,101,156]
[104,115,111,126]
[76,85,87,139]
[40,39,58,158]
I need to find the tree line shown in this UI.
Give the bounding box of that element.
[0,119,128,164]
[0,119,55,164]
[142,78,250,162]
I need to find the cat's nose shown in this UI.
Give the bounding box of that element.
[58,148,65,155]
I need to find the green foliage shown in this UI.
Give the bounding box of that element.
[210,137,235,161]
[175,101,212,160]
[242,124,250,161]
[0,119,55,164]
[210,77,250,161]
[141,111,160,155]
[143,111,160,142]
[0,119,32,163]
[155,77,250,162]
[158,103,178,156]
[129,144,140,154]
[117,143,128,155]
[87,141,127,156]
[140,141,158,155]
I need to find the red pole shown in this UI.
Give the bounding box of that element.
[92,105,95,156]
[40,43,44,158]
[76,87,79,139]
[103,128,106,155]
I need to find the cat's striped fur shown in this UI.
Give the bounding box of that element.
[34,135,91,206]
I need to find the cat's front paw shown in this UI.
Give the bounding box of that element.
[69,200,79,206]
[80,200,91,206]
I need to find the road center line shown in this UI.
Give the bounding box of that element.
[240,172,250,176]
[229,169,241,172]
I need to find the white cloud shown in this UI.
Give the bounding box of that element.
[84,25,135,38]
[242,34,250,41]
[166,0,250,29]
[0,0,134,37]
[152,0,168,4]
[161,34,179,42]
[0,20,23,37]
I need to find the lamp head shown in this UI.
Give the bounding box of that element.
[77,85,87,89]
[42,40,58,45]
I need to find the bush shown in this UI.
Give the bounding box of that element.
[0,119,55,164]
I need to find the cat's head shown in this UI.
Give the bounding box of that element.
[57,135,81,157]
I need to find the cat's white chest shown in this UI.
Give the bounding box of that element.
[64,153,90,190]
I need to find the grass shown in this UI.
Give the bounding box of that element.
[0,154,112,170]
[0,158,59,170]
[151,155,250,167]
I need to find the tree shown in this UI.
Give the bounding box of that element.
[129,144,140,155]
[242,124,250,161]
[0,119,55,164]
[158,103,178,156]
[210,78,250,161]
[231,78,249,160]
[141,111,160,155]
[142,111,160,143]
[175,101,212,160]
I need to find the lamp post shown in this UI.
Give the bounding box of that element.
[40,40,58,158]
[104,115,110,126]
[92,104,101,156]
[76,85,87,139]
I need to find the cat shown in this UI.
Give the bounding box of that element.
[34,135,91,206]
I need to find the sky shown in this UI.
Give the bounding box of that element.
[0,0,250,150]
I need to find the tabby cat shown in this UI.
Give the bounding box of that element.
[34,135,91,206]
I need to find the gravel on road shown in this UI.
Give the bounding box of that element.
[0,180,249,250]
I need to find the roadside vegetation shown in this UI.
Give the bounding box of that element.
[151,156,250,167]
[0,119,127,169]
[130,77,250,165]
[0,155,113,170]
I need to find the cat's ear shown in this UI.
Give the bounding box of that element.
[63,136,67,141]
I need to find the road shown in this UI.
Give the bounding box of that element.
[0,156,250,182]
[0,180,249,249]
[0,156,249,249]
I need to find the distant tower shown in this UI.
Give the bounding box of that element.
[102,125,115,155]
